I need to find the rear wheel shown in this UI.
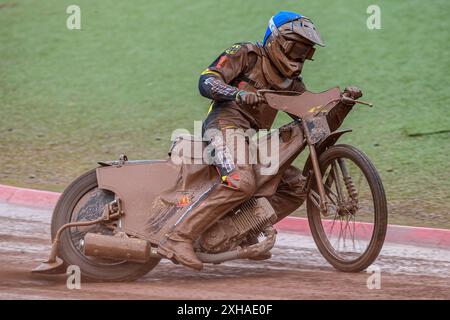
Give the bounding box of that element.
[51,169,160,281]
[307,144,387,272]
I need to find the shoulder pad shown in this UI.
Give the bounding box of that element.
[224,42,262,56]
[239,42,263,56]
[224,43,245,55]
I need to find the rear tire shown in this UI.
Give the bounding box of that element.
[51,169,160,282]
[307,144,387,272]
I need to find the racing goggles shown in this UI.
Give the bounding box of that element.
[282,40,316,62]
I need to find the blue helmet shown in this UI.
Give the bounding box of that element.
[263,11,324,46]
[262,11,324,78]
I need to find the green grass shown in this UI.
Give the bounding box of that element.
[1,0,449,227]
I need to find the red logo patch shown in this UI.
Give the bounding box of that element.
[216,56,228,69]
[177,195,191,207]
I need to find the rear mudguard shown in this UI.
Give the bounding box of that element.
[96,159,181,242]
[302,129,352,176]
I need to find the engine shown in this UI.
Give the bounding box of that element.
[198,197,277,253]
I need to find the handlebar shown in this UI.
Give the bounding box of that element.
[257,89,373,108]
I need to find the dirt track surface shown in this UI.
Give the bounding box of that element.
[0,201,449,300]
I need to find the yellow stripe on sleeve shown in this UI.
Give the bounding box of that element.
[201,69,222,78]
[207,102,214,114]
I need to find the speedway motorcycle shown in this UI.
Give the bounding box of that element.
[33,87,388,281]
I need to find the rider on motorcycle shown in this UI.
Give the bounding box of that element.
[157,11,361,270]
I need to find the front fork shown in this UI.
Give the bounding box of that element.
[303,120,329,216]
[306,141,358,217]
[308,143,329,215]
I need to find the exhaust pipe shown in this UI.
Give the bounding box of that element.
[196,226,277,264]
[83,233,156,263]
[84,225,276,265]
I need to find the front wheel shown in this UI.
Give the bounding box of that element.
[307,144,388,272]
[51,169,161,282]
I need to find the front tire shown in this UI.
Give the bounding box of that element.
[51,169,160,282]
[307,144,388,272]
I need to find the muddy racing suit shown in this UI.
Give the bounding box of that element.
[199,42,307,220]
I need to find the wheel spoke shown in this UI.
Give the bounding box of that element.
[324,184,338,205]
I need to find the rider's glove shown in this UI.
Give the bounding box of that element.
[236,90,264,106]
[343,86,363,100]
[342,86,363,106]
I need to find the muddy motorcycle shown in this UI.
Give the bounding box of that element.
[33,87,388,281]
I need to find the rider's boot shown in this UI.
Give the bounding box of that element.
[156,207,222,271]
[157,200,234,270]
[157,233,203,270]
